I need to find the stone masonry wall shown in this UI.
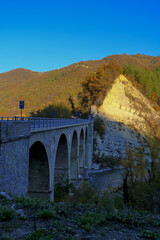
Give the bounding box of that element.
[0,121,30,195]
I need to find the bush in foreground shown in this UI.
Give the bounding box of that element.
[0,206,16,221]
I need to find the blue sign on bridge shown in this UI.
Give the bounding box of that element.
[19,101,24,109]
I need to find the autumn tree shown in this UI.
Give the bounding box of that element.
[78,62,122,113]
[78,72,107,113]
[120,147,146,186]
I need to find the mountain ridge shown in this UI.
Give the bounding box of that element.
[1,53,160,75]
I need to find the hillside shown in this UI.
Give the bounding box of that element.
[0,54,160,116]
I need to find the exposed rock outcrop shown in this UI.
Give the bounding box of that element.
[98,75,160,138]
[92,75,160,163]
[94,118,150,162]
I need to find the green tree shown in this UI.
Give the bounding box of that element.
[123,64,160,107]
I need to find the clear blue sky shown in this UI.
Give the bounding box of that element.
[0,0,160,73]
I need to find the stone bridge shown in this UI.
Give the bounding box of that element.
[0,117,94,201]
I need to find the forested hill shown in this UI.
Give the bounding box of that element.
[0,68,39,82]
[0,54,160,116]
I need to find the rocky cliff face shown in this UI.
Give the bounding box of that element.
[93,119,151,163]
[92,75,160,164]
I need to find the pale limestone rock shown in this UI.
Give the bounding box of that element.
[92,75,160,163]
[97,74,160,138]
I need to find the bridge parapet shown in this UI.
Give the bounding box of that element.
[29,117,90,129]
[0,120,30,142]
[0,117,92,129]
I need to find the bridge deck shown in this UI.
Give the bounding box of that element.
[0,117,91,129]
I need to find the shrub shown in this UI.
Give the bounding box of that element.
[24,229,53,240]
[54,182,71,202]
[78,212,106,231]
[37,209,55,220]
[98,190,114,211]
[71,181,99,204]
[94,116,107,139]
[30,103,71,118]
[0,237,13,240]
[0,207,16,221]
[14,196,47,209]
[113,194,124,210]
[139,230,160,239]
[129,182,160,213]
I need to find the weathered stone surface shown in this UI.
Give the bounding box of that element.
[91,75,160,163]
[0,121,30,196]
[97,75,160,138]
[94,119,151,162]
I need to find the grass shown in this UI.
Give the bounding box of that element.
[139,230,160,239]
[23,229,53,240]
[0,206,16,221]
[78,212,106,231]
[14,196,49,209]
[37,209,56,220]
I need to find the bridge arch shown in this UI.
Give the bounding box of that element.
[70,130,78,183]
[85,127,88,166]
[28,141,50,199]
[54,133,69,185]
[0,118,94,200]
[79,128,85,177]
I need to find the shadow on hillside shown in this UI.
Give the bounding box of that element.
[30,103,72,118]
[93,116,151,165]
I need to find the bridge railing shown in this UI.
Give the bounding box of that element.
[0,117,91,128]
[0,117,30,121]
[29,117,90,128]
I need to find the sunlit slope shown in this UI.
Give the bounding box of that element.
[98,75,160,138]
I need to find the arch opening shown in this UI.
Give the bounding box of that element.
[79,128,85,177]
[85,127,89,167]
[70,131,78,182]
[28,141,50,199]
[54,134,69,201]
